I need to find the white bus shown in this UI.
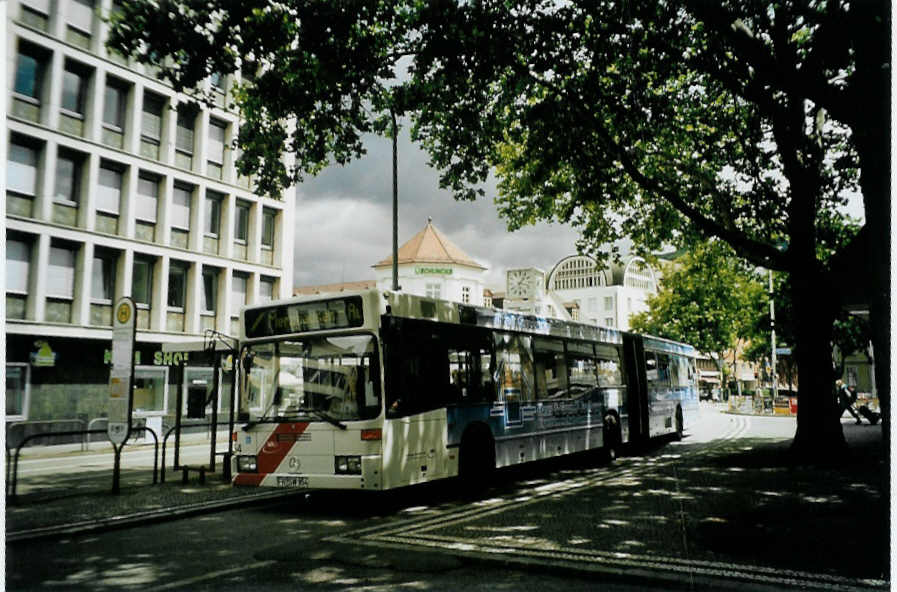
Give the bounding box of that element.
[232,290,698,490]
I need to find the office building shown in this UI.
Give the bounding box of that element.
[6,0,295,433]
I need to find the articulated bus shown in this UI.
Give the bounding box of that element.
[232,290,698,490]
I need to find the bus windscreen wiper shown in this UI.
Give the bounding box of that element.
[303,407,347,430]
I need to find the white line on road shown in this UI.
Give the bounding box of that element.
[145,560,277,591]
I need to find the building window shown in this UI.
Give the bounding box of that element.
[462,286,471,304]
[20,0,50,30]
[14,46,45,101]
[604,296,614,311]
[231,273,247,316]
[47,245,76,299]
[7,140,39,196]
[205,192,222,237]
[207,119,226,178]
[6,238,31,294]
[61,64,88,118]
[426,283,441,299]
[132,257,154,307]
[97,162,123,214]
[234,201,249,242]
[12,44,47,122]
[175,106,196,168]
[6,237,31,320]
[588,297,597,313]
[260,277,275,302]
[141,92,164,159]
[168,262,187,309]
[66,0,94,46]
[171,183,192,231]
[54,150,83,205]
[103,80,127,130]
[261,208,276,248]
[202,267,218,314]
[102,78,127,147]
[6,364,30,420]
[210,72,226,107]
[136,174,159,223]
[91,251,116,302]
[604,317,615,327]
[133,366,167,414]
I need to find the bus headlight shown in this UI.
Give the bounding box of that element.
[335,455,362,475]
[236,455,258,473]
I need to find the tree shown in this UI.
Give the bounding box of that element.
[630,241,765,396]
[745,270,871,385]
[107,1,889,459]
[405,2,888,459]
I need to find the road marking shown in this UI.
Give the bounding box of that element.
[144,560,277,591]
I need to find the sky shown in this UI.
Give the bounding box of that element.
[291,124,868,293]
[291,125,583,291]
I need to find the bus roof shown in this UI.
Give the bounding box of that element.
[243,289,694,352]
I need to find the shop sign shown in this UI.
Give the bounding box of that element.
[415,266,453,275]
[30,340,57,367]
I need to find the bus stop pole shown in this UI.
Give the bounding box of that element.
[224,352,237,481]
[209,353,221,472]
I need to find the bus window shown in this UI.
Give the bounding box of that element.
[534,337,567,399]
[566,340,598,397]
[670,355,692,388]
[647,352,670,396]
[449,346,495,404]
[595,344,624,387]
[385,326,454,417]
[494,333,534,404]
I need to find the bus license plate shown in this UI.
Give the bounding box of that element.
[276,476,308,488]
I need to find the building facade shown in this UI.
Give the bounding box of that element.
[500,254,659,330]
[5,0,295,433]
[372,219,487,306]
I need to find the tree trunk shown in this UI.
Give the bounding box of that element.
[789,265,846,461]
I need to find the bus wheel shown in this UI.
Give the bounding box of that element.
[459,426,495,489]
[674,406,684,440]
[602,413,621,463]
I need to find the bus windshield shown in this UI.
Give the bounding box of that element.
[240,334,381,422]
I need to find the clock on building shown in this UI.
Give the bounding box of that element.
[507,268,544,300]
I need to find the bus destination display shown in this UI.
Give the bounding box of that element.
[245,296,364,338]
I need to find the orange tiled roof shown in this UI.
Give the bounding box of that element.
[373,219,486,270]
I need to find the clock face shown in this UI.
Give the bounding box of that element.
[507,270,531,299]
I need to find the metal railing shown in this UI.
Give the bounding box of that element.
[7,426,159,502]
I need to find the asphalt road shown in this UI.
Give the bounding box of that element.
[7,406,881,592]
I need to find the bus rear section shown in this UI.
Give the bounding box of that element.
[232,331,386,490]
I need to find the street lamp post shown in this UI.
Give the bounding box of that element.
[769,269,778,400]
[391,109,400,292]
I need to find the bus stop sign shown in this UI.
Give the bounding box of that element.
[108,297,136,446]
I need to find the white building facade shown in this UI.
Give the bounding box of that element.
[5,0,295,429]
[373,219,487,305]
[500,255,659,330]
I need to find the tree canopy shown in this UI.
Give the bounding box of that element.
[630,241,765,363]
[107,1,889,457]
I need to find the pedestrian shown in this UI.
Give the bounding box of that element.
[836,380,862,424]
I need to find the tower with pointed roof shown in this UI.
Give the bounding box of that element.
[372,218,487,305]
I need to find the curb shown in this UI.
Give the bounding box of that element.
[7,489,301,543]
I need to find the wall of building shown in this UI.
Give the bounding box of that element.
[5,0,293,422]
[375,263,485,306]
